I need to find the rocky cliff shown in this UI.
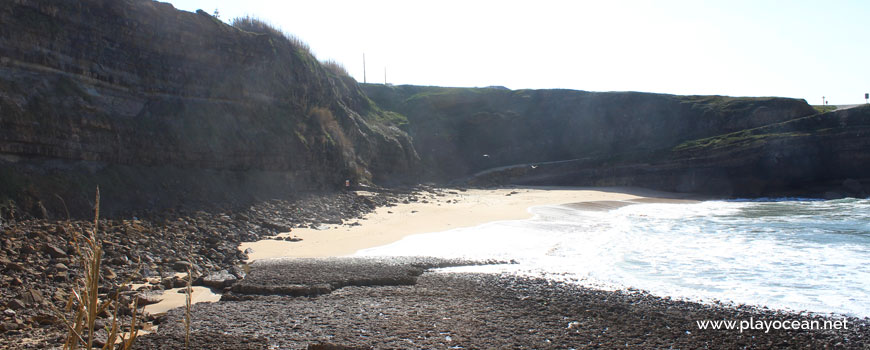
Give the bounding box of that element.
[0,0,418,216]
[363,84,818,187]
[481,105,870,197]
[390,87,870,197]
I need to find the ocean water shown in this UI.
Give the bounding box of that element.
[357,198,870,317]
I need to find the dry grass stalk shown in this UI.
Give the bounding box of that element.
[53,187,141,350]
[185,265,193,349]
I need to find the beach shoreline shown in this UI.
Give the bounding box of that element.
[136,257,870,349]
[239,186,700,261]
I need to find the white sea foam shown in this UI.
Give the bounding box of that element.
[357,198,870,317]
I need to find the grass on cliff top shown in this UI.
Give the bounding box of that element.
[675,105,870,153]
[320,60,350,79]
[673,130,810,152]
[677,95,787,116]
[812,105,837,114]
[231,16,311,54]
[402,86,511,104]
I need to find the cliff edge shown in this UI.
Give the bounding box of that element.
[0,0,418,216]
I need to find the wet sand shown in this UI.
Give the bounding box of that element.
[239,186,698,261]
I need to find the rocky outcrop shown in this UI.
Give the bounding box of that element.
[468,105,870,197]
[0,0,418,216]
[363,84,817,183]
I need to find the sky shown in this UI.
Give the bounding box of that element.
[163,0,869,105]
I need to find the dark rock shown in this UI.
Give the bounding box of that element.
[260,221,293,232]
[30,314,57,325]
[0,321,17,332]
[202,270,238,289]
[42,244,67,259]
[172,261,192,272]
[7,299,25,310]
[21,289,44,305]
[135,292,162,306]
[307,344,372,350]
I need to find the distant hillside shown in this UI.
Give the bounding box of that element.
[363,84,817,185]
[0,0,418,217]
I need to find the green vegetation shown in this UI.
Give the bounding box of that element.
[375,110,409,128]
[674,130,810,152]
[404,86,488,104]
[321,59,350,78]
[812,105,837,114]
[231,16,311,54]
[678,95,783,116]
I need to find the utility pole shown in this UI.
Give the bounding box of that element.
[384,67,387,85]
[362,53,366,84]
[865,93,868,104]
[822,96,825,105]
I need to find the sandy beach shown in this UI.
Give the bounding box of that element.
[239,186,697,261]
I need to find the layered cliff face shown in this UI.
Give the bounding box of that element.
[0,0,418,216]
[365,84,870,196]
[363,84,817,183]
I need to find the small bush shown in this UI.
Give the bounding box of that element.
[231,16,311,54]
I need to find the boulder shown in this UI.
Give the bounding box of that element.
[202,270,238,289]
[42,244,67,259]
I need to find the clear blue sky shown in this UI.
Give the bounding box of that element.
[162,0,868,104]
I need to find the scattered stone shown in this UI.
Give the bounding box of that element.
[22,289,44,305]
[172,261,192,272]
[7,299,25,310]
[202,270,238,289]
[135,292,162,306]
[43,244,67,259]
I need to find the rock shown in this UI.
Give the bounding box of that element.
[243,248,255,254]
[54,263,68,271]
[43,244,67,259]
[202,270,238,289]
[103,267,117,280]
[0,321,17,332]
[230,266,246,279]
[22,289,44,305]
[261,221,293,232]
[7,299,25,310]
[172,260,192,272]
[30,314,57,325]
[307,344,372,350]
[135,292,162,306]
[3,309,15,316]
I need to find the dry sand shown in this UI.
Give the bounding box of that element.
[145,187,694,325]
[239,186,696,261]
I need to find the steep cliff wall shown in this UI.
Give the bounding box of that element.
[465,106,870,197]
[0,0,418,216]
[363,84,816,183]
